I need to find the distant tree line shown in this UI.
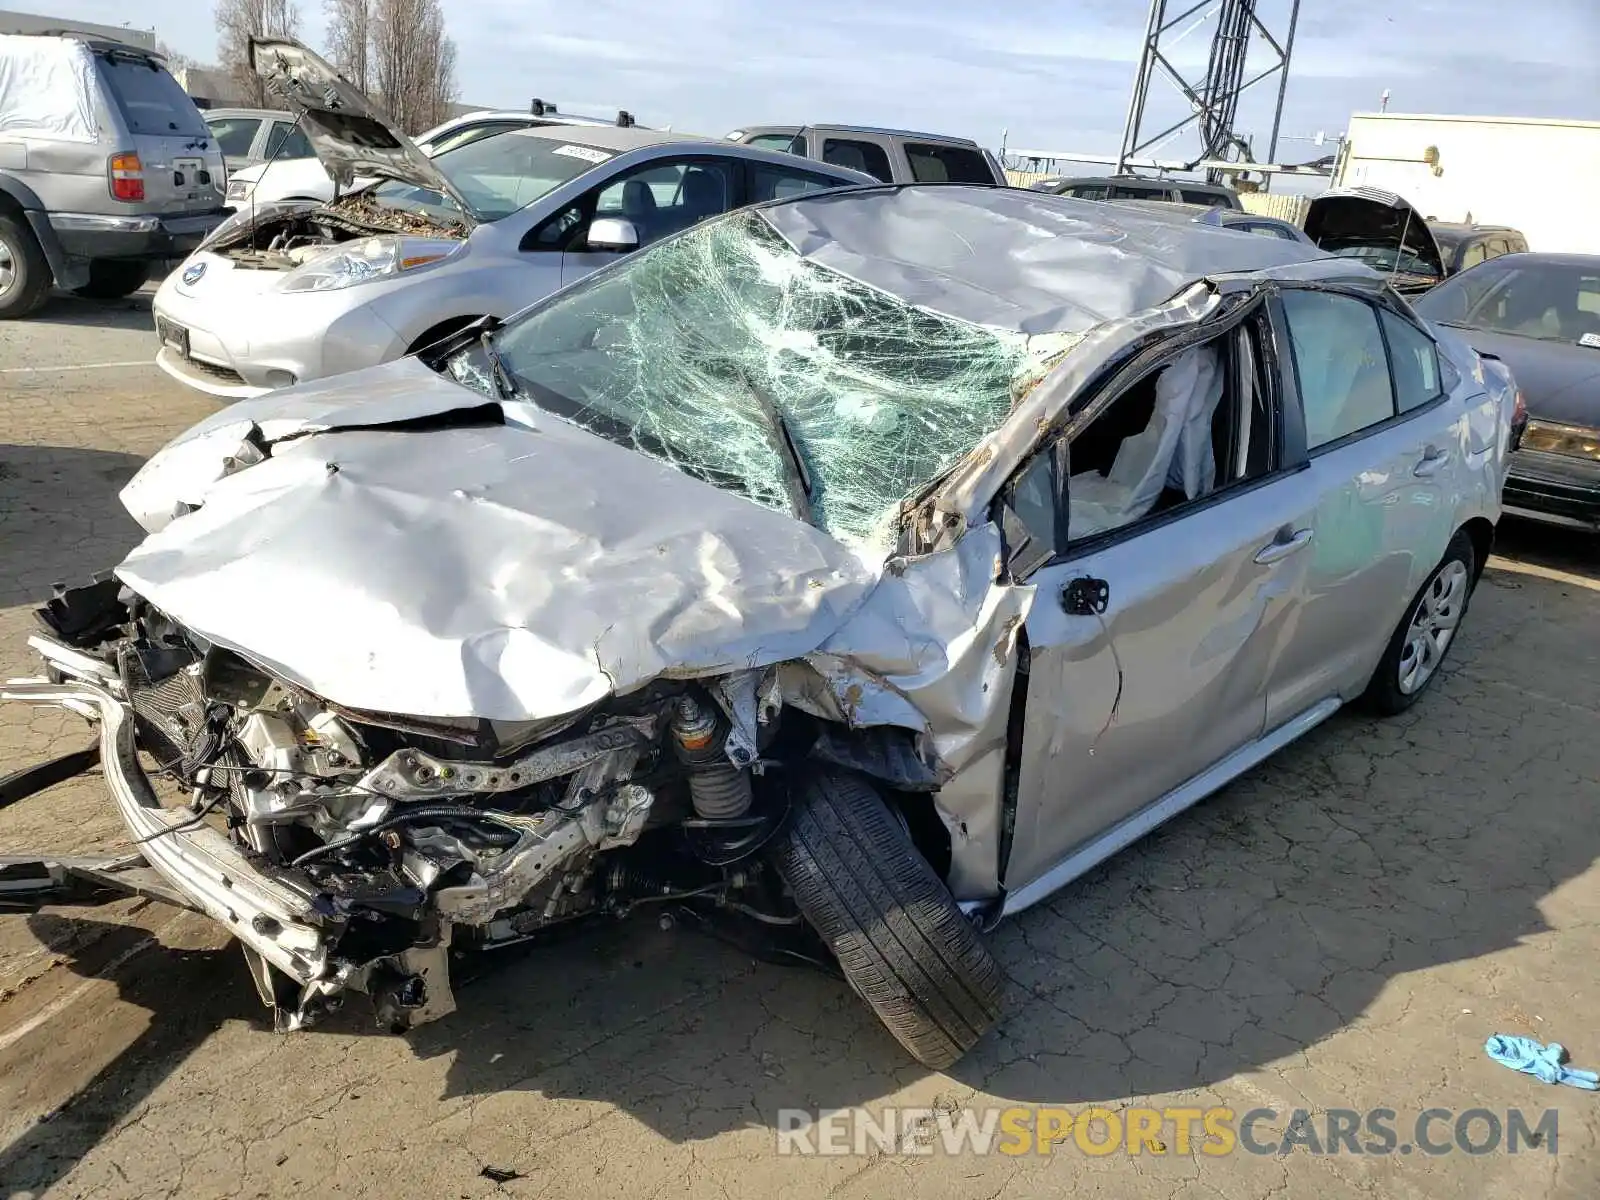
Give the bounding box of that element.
[211,0,459,133]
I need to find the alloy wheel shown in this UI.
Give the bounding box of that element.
[1397,560,1469,695]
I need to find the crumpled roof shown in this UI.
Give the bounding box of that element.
[759,184,1331,335]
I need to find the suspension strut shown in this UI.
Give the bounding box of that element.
[669,695,752,820]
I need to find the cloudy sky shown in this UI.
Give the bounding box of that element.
[45,0,1600,162]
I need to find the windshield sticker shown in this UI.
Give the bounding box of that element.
[1580,332,1600,350]
[552,145,613,164]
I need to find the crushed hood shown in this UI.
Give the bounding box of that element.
[248,36,472,218]
[115,358,877,722]
[1304,187,1445,287]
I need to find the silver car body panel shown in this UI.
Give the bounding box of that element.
[57,188,1510,914]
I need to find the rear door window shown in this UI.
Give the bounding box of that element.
[1281,290,1397,450]
[1179,189,1228,207]
[821,138,893,182]
[97,52,207,136]
[206,116,262,159]
[1062,184,1109,200]
[904,143,995,184]
[1379,310,1444,413]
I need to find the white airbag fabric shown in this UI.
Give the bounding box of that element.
[1069,343,1224,538]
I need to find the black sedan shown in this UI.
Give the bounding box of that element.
[1414,253,1600,531]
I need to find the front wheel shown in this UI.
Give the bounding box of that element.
[1363,531,1477,715]
[771,768,1003,1068]
[72,258,150,299]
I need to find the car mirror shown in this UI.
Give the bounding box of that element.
[586,217,640,253]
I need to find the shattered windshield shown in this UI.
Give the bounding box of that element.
[453,210,1045,549]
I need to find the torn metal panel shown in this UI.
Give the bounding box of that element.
[116,408,877,723]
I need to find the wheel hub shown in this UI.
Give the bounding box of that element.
[1398,560,1468,695]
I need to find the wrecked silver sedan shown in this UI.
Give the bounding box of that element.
[4,186,1517,1067]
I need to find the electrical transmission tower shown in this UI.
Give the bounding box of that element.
[1116,0,1302,182]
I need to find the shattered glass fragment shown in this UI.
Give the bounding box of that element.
[479,211,1074,550]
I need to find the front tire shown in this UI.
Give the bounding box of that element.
[72,258,150,300]
[772,768,1003,1068]
[1363,531,1477,715]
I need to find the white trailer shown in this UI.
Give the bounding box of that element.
[1334,112,1600,255]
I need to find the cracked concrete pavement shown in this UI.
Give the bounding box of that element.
[2,291,1599,1198]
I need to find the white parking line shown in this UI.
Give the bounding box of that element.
[0,359,154,375]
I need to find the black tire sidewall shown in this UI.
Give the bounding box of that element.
[1365,532,1477,715]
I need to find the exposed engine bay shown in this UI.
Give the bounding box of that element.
[19,579,943,1034]
[208,194,468,271]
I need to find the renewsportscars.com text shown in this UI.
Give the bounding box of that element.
[776,1105,1559,1157]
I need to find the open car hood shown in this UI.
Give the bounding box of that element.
[248,36,473,220]
[1304,187,1445,285]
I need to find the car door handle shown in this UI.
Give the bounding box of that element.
[1414,447,1452,477]
[1253,527,1313,564]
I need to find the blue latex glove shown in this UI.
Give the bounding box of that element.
[1485,1035,1600,1090]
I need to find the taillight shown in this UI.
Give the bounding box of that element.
[109,152,145,202]
[1512,389,1528,425]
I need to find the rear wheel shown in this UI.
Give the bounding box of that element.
[73,258,150,300]
[771,768,1003,1068]
[1363,531,1477,715]
[0,213,51,319]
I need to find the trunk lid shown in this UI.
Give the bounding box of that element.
[92,47,225,217]
[247,37,473,218]
[1305,187,1446,293]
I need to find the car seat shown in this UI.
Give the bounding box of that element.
[621,179,658,242]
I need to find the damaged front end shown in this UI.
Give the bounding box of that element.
[7,582,926,1033]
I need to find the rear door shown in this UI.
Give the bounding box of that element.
[1261,286,1465,725]
[95,49,224,215]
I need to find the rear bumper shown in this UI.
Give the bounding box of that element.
[0,674,331,986]
[48,210,228,262]
[1503,449,1600,531]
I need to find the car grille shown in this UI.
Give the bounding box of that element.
[180,357,248,386]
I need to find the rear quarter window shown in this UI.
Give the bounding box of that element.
[97,53,207,137]
[904,143,996,184]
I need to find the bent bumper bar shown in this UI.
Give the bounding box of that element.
[0,678,331,986]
